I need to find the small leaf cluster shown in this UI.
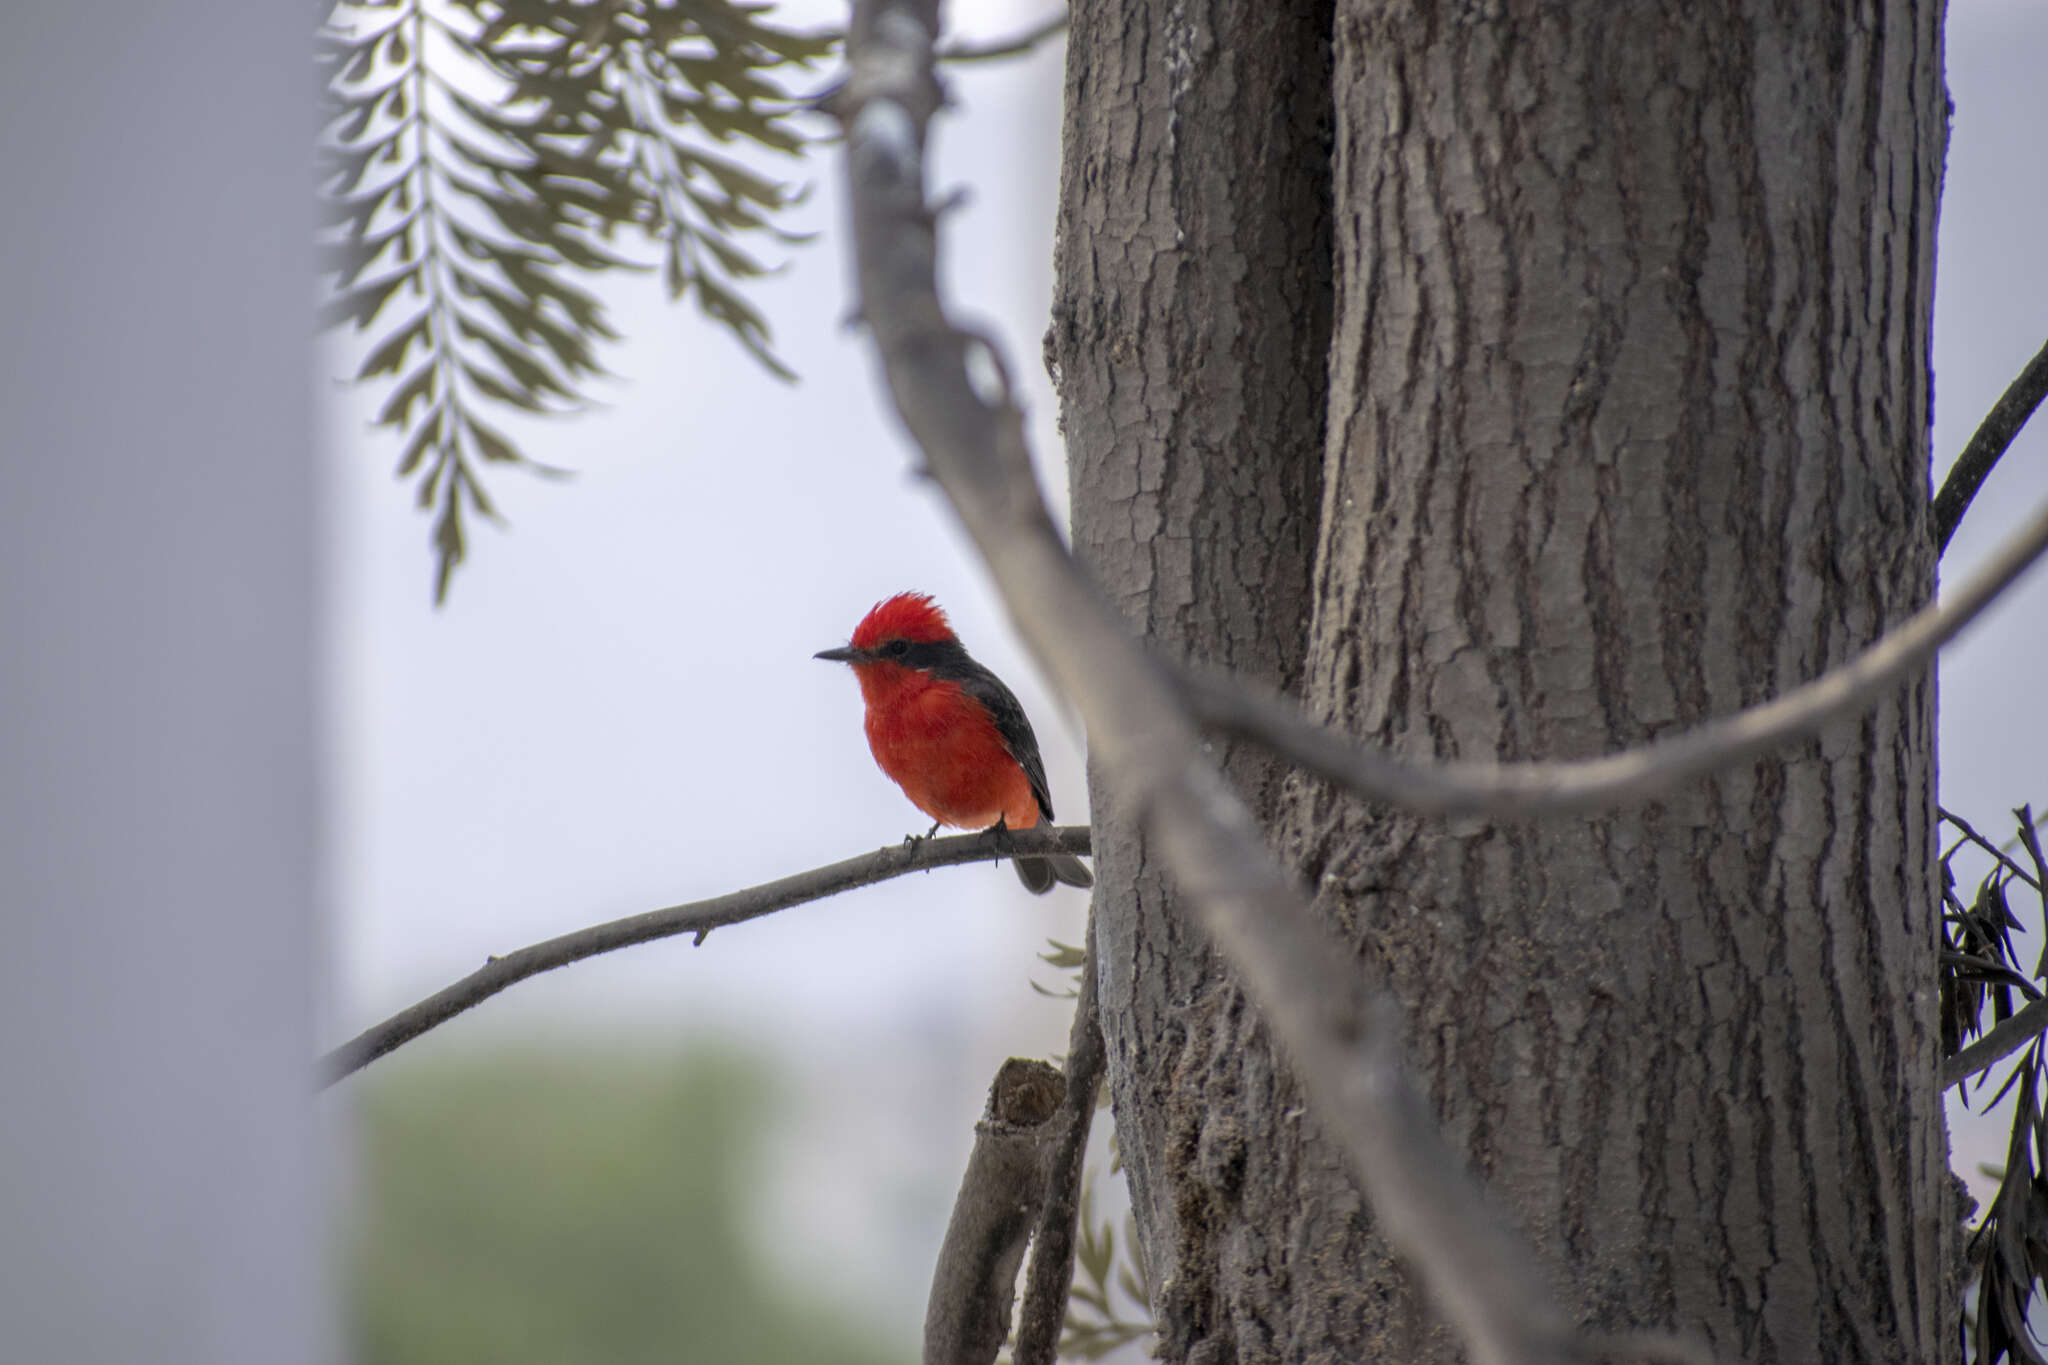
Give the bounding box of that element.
[1032,937,1088,999]
[1942,805,2048,1364]
[319,0,830,601]
[1052,1180,1153,1361]
[1023,940,1147,1359]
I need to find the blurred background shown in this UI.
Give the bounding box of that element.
[5,2,2045,1362]
[320,3,1112,1359]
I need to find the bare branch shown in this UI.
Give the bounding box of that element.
[1944,996,2048,1090]
[1942,950,2044,1001]
[1941,805,2044,892]
[1179,481,2048,820]
[937,10,1067,64]
[317,825,1092,1087]
[837,7,1584,1363]
[1933,336,2048,554]
[924,1058,1065,1365]
[1012,912,1106,1365]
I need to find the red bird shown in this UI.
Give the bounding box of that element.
[816,593,1093,894]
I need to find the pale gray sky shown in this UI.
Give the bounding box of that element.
[324,1,1082,1053]
[322,3,1082,1332]
[1926,0,2048,1211]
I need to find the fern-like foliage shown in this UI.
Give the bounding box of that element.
[319,0,830,601]
[1943,805,2048,1363]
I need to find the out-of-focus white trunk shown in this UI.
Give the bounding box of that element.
[0,9,324,1362]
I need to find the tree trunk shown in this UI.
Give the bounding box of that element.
[1054,2,1954,1361]
[1047,4,1333,1354]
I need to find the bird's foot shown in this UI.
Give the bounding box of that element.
[901,821,944,852]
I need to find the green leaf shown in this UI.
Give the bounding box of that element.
[375,361,438,430]
[460,362,549,414]
[394,410,441,477]
[456,458,502,523]
[465,414,522,466]
[321,0,834,602]
[455,314,577,402]
[1040,939,1087,970]
[358,311,432,380]
[432,500,465,605]
[322,269,414,332]
[691,273,793,381]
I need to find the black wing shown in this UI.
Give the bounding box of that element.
[906,638,1055,821]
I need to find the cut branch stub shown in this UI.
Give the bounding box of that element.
[924,1056,1066,1365]
[989,1057,1067,1126]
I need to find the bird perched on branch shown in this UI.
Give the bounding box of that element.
[816,592,1093,894]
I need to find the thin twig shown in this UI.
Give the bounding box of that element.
[2015,805,2048,900]
[791,8,1068,74]
[937,10,1067,64]
[1177,481,2048,819]
[1012,911,1106,1365]
[924,1058,1066,1365]
[1941,806,2045,893]
[1940,950,2043,1001]
[837,7,1580,1363]
[316,825,1092,1086]
[2013,806,2048,979]
[1933,336,2048,554]
[2003,807,2048,856]
[1944,996,2048,1090]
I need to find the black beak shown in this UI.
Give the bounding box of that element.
[814,645,860,663]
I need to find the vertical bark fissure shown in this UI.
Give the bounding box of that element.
[1056,0,1947,1358]
[1054,3,1337,1356]
[1298,3,1944,1360]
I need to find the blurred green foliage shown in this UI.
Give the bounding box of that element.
[347,1044,901,1365]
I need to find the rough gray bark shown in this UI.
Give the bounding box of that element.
[924,1059,1066,1365]
[1054,2,1954,1361]
[1047,5,1335,1352]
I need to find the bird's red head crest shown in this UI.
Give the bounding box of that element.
[850,592,956,651]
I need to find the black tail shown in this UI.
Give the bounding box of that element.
[1015,853,1093,895]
